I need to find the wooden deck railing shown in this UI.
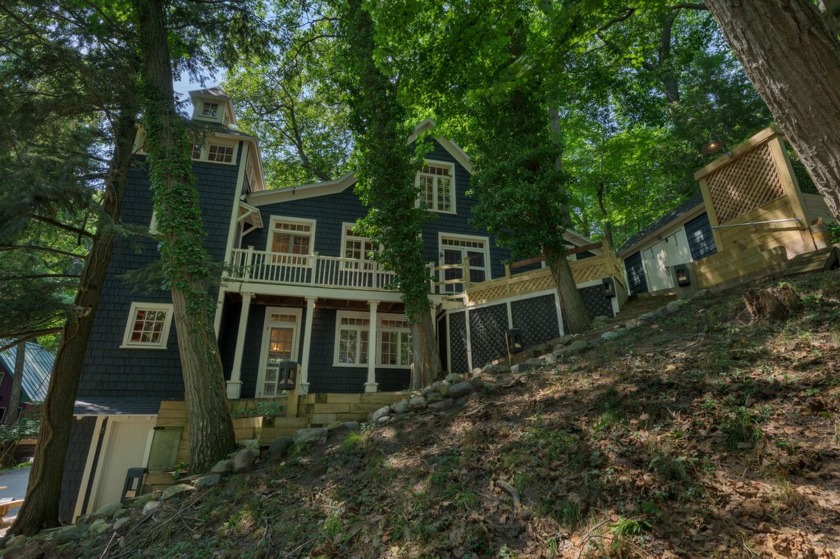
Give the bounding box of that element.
[227,248,400,291]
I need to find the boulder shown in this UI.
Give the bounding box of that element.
[566,340,590,355]
[211,459,234,474]
[408,395,427,411]
[447,381,477,399]
[470,375,484,388]
[625,318,641,330]
[294,428,328,445]
[268,436,294,459]
[342,421,360,431]
[113,517,131,532]
[142,500,161,514]
[53,524,89,544]
[638,312,657,324]
[238,438,260,451]
[392,399,410,415]
[426,391,443,404]
[5,535,28,550]
[431,381,450,396]
[377,415,392,425]
[525,357,545,368]
[445,373,463,384]
[161,484,196,501]
[601,330,622,341]
[89,519,110,535]
[194,474,221,489]
[233,448,260,474]
[541,353,557,365]
[472,367,483,376]
[666,301,682,314]
[510,363,531,374]
[428,398,454,412]
[93,501,123,518]
[129,492,156,509]
[371,405,391,422]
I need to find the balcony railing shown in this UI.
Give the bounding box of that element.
[227,248,400,291]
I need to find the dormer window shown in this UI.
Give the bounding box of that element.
[201,102,219,118]
[208,144,234,163]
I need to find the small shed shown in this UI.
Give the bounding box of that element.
[0,341,53,422]
[619,126,836,295]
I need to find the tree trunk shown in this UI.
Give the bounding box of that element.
[545,245,591,334]
[7,340,25,425]
[8,108,137,537]
[705,0,840,222]
[133,0,235,472]
[409,311,441,388]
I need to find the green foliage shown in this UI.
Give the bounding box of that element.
[721,406,765,450]
[0,418,40,446]
[336,0,431,320]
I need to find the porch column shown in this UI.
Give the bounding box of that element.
[365,300,379,393]
[297,297,317,395]
[227,292,253,399]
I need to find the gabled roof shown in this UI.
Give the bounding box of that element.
[616,193,706,257]
[0,341,54,402]
[189,87,237,126]
[249,120,474,206]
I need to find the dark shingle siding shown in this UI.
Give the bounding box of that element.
[78,151,241,400]
[59,417,97,523]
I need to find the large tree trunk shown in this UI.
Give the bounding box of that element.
[545,246,591,334]
[133,0,235,472]
[8,110,137,537]
[705,0,840,221]
[7,340,25,425]
[409,311,441,387]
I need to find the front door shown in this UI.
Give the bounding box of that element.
[258,308,301,397]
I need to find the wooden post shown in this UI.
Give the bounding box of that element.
[463,256,471,291]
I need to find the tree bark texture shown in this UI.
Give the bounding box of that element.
[8,111,136,537]
[7,340,25,425]
[410,312,441,388]
[133,0,235,472]
[545,245,591,334]
[705,0,840,222]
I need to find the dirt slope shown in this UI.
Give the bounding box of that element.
[6,271,840,558]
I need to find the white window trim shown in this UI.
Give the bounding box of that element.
[339,222,375,270]
[333,311,371,368]
[190,140,239,166]
[266,216,317,267]
[437,232,492,292]
[256,307,302,398]
[417,160,456,214]
[121,302,174,350]
[332,311,411,369]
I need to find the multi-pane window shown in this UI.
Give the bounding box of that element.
[122,303,173,349]
[418,163,455,213]
[201,102,219,118]
[269,219,314,265]
[341,223,374,269]
[337,315,370,365]
[380,319,411,366]
[334,313,411,367]
[440,236,489,293]
[191,144,202,160]
[207,144,234,163]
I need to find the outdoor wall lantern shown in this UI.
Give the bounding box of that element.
[506,329,524,354]
[602,277,616,298]
[277,360,298,391]
[674,264,691,287]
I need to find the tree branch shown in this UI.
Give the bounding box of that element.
[0,245,87,259]
[30,215,93,238]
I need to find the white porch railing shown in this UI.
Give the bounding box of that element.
[227,248,400,291]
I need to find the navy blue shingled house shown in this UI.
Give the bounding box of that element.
[60,88,622,522]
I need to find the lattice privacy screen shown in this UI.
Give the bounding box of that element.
[706,142,785,224]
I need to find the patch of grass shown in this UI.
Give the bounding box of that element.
[341,430,365,452]
[649,452,690,484]
[721,406,764,450]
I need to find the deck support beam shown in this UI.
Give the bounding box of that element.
[298,297,317,395]
[227,292,253,399]
[365,300,379,393]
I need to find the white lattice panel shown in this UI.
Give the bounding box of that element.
[707,142,785,224]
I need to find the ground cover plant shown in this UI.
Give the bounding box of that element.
[6,269,840,558]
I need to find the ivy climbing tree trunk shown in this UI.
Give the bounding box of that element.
[705,0,840,222]
[133,0,235,472]
[339,0,441,387]
[8,105,137,537]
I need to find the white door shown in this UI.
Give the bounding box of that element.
[258,308,301,397]
[641,229,693,292]
[90,417,155,511]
